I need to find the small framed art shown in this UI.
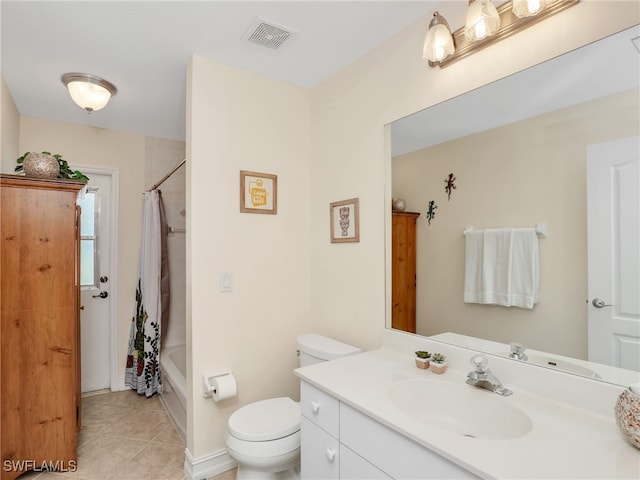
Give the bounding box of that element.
[330,197,359,243]
[240,170,277,214]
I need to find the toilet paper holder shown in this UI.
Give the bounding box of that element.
[202,370,233,398]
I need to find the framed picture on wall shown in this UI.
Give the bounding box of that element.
[240,170,277,214]
[330,198,359,243]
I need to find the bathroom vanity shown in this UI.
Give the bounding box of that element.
[294,331,640,479]
[300,381,474,479]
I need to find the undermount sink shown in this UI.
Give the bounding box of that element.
[389,379,532,440]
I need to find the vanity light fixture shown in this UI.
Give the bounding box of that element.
[424,0,579,68]
[464,0,501,42]
[512,0,549,17]
[423,12,455,63]
[61,73,117,113]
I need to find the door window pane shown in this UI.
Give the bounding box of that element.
[80,239,95,286]
[79,191,95,236]
[78,188,99,288]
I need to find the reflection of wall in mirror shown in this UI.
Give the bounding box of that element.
[391,88,639,360]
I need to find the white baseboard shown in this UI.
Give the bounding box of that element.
[184,448,236,480]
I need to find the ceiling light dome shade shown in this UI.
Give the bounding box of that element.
[423,12,455,63]
[464,0,501,42]
[512,0,548,17]
[62,73,117,113]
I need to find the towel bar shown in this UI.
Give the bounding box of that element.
[463,222,547,239]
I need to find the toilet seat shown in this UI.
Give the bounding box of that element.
[226,430,300,458]
[228,397,300,442]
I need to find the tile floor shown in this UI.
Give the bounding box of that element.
[19,390,236,480]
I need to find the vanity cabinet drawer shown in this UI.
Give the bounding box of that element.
[340,403,477,479]
[301,381,340,437]
[301,416,339,480]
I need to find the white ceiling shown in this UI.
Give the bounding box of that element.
[1,1,437,142]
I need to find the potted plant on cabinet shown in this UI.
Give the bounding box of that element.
[15,151,89,182]
[430,353,448,374]
[414,351,431,369]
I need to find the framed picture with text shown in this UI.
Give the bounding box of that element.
[330,197,359,243]
[240,170,277,214]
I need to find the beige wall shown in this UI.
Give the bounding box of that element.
[392,89,639,359]
[187,56,311,458]
[1,75,20,170]
[18,116,146,379]
[308,2,639,351]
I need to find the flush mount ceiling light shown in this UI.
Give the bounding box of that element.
[424,0,579,68]
[61,73,117,113]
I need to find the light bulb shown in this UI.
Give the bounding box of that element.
[423,12,455,63]
[513,0,548,18]
[464,0,501,42]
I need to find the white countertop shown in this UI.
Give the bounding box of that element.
[295,347,640,479]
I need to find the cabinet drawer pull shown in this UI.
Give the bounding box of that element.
[311,401,320,414]
[325,449,336,463]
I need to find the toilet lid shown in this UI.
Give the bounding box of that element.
[228,397,300,442]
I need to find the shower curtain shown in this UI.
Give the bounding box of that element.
[125,190,169,397]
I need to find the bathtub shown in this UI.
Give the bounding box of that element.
[160,344,186,444]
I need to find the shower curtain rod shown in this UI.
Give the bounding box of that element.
[149,158,186,191]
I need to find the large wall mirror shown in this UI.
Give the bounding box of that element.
[387,25,640,386]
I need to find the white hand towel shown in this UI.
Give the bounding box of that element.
[464,227,539,309]
[508,228,539,309]
[463,231,484,304]
[480,228,513,307]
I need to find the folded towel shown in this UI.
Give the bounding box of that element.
[463,231,484,304]
[480,228,513,307]
[464,227,539,309]
[508,228,539,309]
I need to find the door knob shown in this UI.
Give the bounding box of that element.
[92,291,109,299]
[592,298,613,308]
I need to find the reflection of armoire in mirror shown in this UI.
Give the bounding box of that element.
[391,211,419,333]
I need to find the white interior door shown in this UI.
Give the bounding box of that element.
[79,172,112,392]
[587,135,640,371]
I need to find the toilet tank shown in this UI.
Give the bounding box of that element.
[296,334,361,367]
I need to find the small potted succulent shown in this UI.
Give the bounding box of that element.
[430,353,448,374]
[414,351,431,369]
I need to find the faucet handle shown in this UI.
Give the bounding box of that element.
[470,354,489,373]
[510,342,526,358]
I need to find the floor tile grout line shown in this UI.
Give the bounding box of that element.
[70,390,192,480]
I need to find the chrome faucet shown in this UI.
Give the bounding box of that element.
[509,342,528,361]
[466,354,513,396]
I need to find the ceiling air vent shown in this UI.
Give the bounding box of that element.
[243,17,297,51]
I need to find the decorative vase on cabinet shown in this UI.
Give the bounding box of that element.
[0,175,84,480]
[22,152,60,179]
[391,212,420,333]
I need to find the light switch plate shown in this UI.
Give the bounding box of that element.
[220,272,232,293]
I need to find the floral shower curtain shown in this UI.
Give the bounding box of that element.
[125,190,169,397]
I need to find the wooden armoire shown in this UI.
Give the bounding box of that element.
[1,175,83,479]
[391,211,420,334]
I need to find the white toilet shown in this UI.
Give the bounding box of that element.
[225,334,361,480]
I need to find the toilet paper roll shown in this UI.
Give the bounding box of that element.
[211,374,237,402]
